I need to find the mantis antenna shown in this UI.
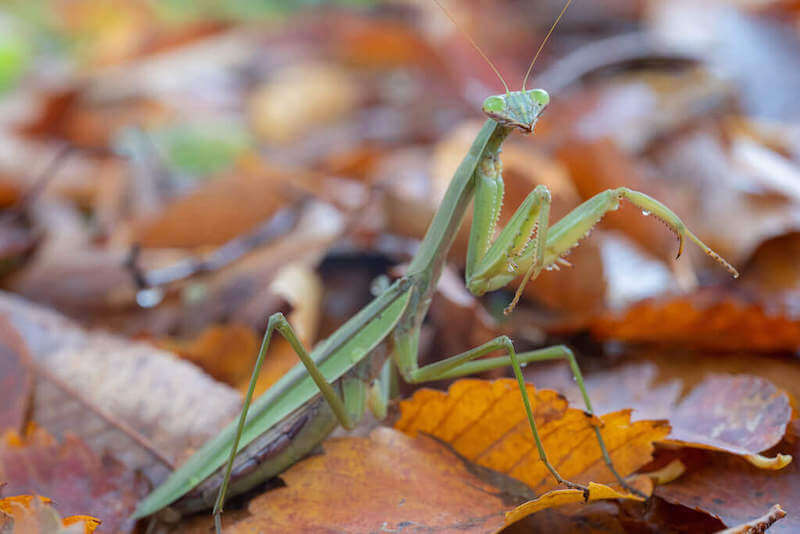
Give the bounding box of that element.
[431,0,511,93]
[521,0,575,91]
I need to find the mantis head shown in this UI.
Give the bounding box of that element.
[482,89,550,133]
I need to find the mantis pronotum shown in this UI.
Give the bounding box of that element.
[132,1,738,530]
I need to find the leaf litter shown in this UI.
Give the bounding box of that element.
[0,0,799,532]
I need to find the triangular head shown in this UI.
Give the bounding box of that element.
[482,88,550,133]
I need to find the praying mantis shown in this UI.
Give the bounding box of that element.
[132,1,738,530]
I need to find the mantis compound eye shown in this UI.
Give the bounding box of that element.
[482,95,506,113]
[528,88,550,107]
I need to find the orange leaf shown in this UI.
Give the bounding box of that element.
[590,289,800,351]
[158,323,261,387]
[132,163,295,248]
[62,515,101,534]
[395,378,670,495]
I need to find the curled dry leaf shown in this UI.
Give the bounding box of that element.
[656,421,800,533]
[0,293,240,485]
[0,426,145,533]
[395,378,670,495]
[0,495,99,534]
[716,504,787,534]
[504,478,651,528]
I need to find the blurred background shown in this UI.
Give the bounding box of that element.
[1,0,800,530]
[1,0,799,355]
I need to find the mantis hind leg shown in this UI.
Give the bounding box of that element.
[404,339,644,498]
[213,312,357,533]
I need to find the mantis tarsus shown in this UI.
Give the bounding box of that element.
[132,2,738,530]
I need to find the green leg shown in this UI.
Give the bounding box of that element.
[213,312,357,533]
[406,339,643,498]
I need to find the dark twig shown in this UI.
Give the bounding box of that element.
[125,203,303,292]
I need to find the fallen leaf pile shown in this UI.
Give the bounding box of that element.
[0,0,799,532]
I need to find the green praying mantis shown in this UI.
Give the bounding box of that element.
[132,1,739,530]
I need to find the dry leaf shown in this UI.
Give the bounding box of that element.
[526,362,792,468]
[0,495,99,534]
[158,262,323,395]
[200,428,509,534]
[656,421,800,533]
[504,479,650,527]
[131,163,297,248]
[661,375,792,469]
[0,426,144,533]
[249,62,360,143]
[0,320,31,434]
[591,289,800,351]
[395,378,669,495]
[0,293,240,485]
[158,323,260,388]
[716,505,787,534]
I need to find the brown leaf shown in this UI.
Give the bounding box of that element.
[131,163,297,248]
[0,293,240,486]
[0,426,145,533]
[395,378,669,495]
[526,362,792,468]
[656,421,800,532]
[661,375,792,469]
[216,428,509,534]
